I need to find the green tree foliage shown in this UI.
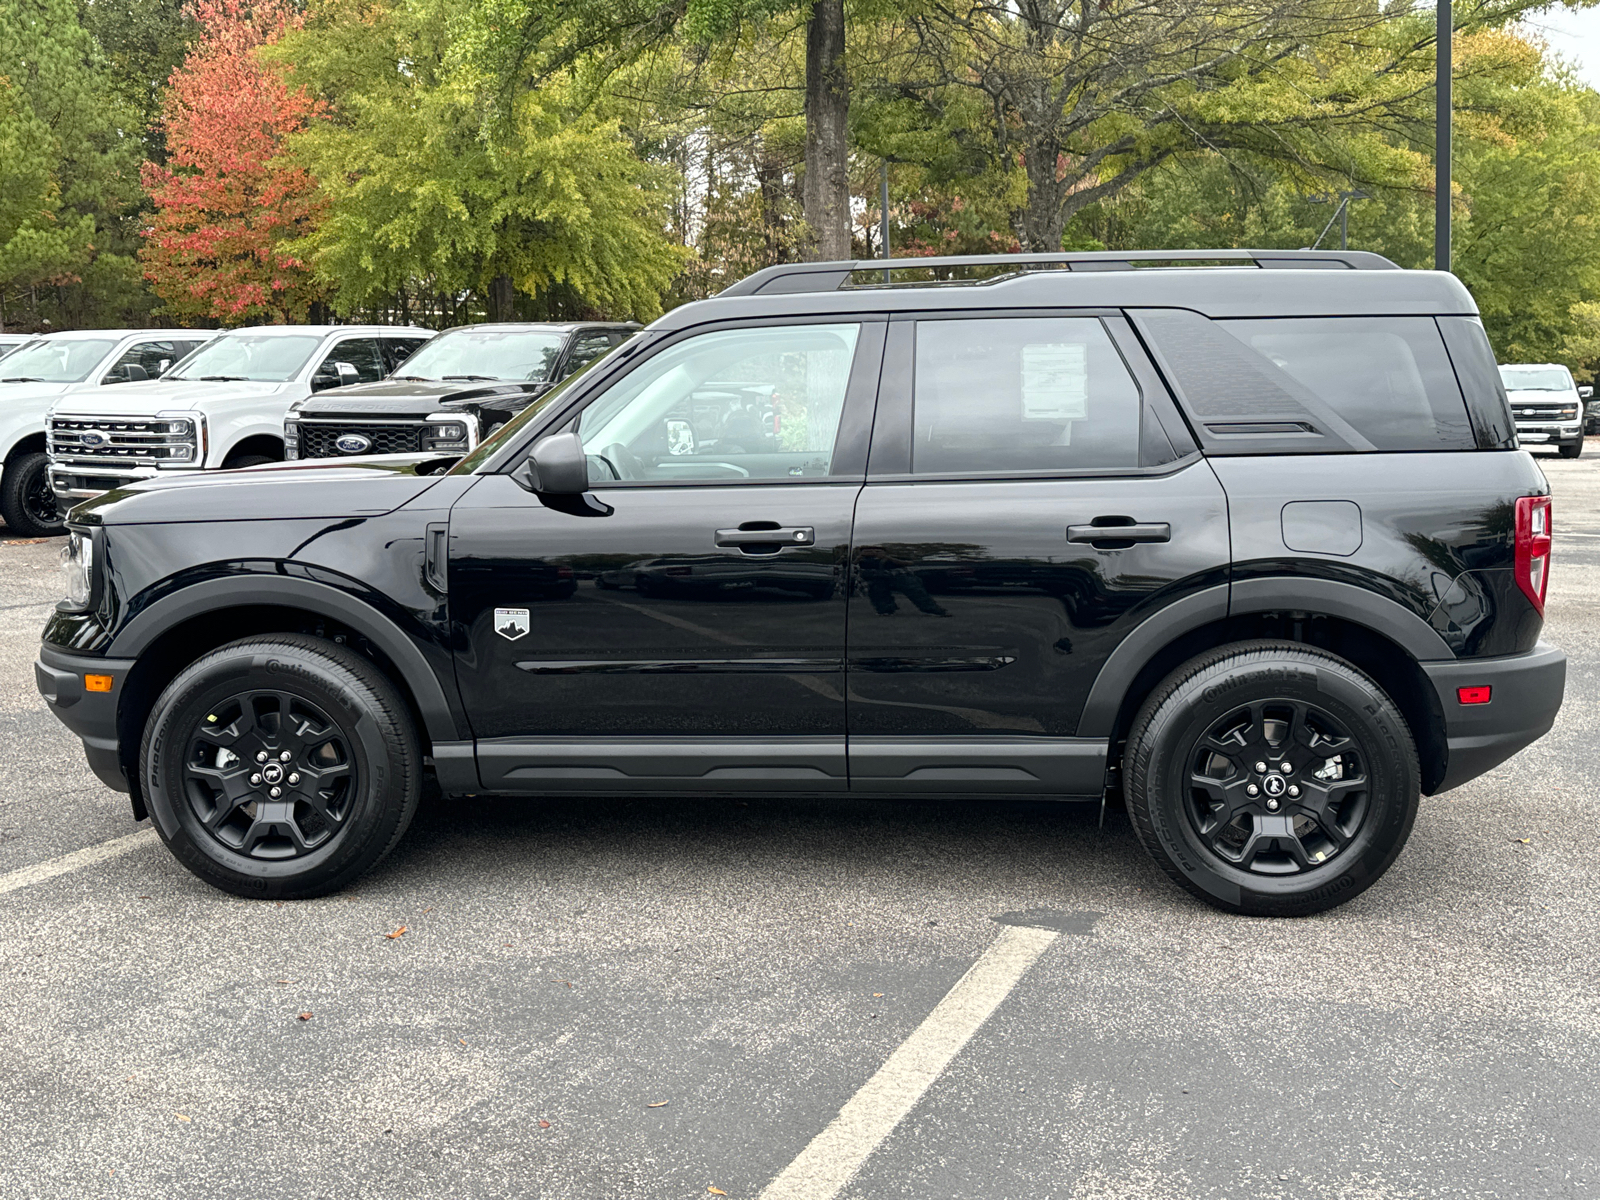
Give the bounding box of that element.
[0,0,143,331]
[275,0,685,322]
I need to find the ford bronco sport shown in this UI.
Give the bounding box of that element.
[35,250,1565,916]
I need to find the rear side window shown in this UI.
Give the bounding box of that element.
[1134,310,1475,453]
[1438,316,1515,448]
[912,317,1143,473]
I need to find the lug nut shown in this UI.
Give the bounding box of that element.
[1254,761,1267,774]
[250,773,261,785]
[288,772,300,785]
[1278,762,1293,775]
[268,786,282,799]
[1266,797,1281,811]
[279,751,292,762]
[1288,785,1301,798]
[256,751,268,763]
[1247,784,1260,797]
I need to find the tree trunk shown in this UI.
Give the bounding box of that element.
[487,273,515,321]
[803,0,850,262]
[1016,135,1068,254]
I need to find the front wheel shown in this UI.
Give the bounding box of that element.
[1559,438,1584,459]
[1123,641,1420,917]
[1,452,65,537]
[140,634,422,898]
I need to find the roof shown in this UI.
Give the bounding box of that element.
[652,251,1478,330]
[29,328,220,341]
[434,322,641,334]
[209,325,434,336]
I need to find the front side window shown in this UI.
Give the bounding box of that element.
[576,323,861,484]
[560,332,616,380]
[316,338,385,385]
[0,338,118,384]
[104,340,192,384]
[912,317,1142,474]
[395,328,566,382]
[169,334,322,383]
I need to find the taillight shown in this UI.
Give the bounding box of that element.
[1515,495,1553,614]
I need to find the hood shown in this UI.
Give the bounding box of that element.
[51,378,291,416]
[1506,388,1578,400]
[292,379,545,420]
[67,453,457,526]
[0,381,73,405]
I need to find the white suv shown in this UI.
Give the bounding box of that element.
[1499,362,1586,459]
[2,329,216,536]
[48,324,431,509]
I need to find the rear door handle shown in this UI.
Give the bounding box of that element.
[1067,521,1171,546]
[715,525,815,549]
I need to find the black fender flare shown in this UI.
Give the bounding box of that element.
[1076,578,1454,738]
[108,574,462,745]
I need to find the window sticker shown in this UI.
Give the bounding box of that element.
[1021,343,1088,421]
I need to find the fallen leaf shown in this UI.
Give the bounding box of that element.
[872,993,884,998]
[538,1119,551,1129]
[386,926,407,939]
[459,1038,467,1045]
[647,1101,669,1108]
[297,1012,313,1022]
[503,943,513,947]
[709,1188,727,1196]
[175,1114,191,1122]
[423,906,434,914]
[1513,837,1531,845]
[556,979,572,988]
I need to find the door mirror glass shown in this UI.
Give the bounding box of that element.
[1580,385,1594,400]
[665,418,695,455]
[335,361,360,383]
[525,432,589,494]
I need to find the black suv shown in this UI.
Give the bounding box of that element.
[284,322,636,461]
[36,250,1565,916]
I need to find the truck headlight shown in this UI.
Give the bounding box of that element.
[284,420,299,460]
[59,528,96,611]
[423,414,475,452]
[155,412,205,468]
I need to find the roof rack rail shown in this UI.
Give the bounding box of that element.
[717,248,1401,297]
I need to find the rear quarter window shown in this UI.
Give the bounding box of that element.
[1133,310,1477,453]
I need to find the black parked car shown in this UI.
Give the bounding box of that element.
[284,322,637,460]
[37,250,1565,916]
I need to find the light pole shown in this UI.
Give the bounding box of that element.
[1437,0,1451,271]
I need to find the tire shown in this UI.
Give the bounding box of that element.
[0,452,65,537]
[140,634,422,899]
[1559,439,1583,459]
[1123,640,1420,917]
[224,453,276,469]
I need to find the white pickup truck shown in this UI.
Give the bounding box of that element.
[1,329,216,535]
[48,324,432,511]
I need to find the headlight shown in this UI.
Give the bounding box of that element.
[423,414,476,452]
[155,411,205,468]
[284,420,299,460]
[59,529,95,611]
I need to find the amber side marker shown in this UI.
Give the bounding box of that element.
[84,674,113,693]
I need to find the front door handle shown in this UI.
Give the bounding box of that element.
[715,525,815,549]
[1067,521,1171,547]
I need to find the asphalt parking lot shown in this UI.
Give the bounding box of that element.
[2,455,1598,1200]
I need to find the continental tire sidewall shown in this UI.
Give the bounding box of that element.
[142,640,416,899]
[1131,650,1419,917]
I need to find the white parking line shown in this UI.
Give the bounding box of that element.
[758,922,1059,1200]
[0,828,159,897]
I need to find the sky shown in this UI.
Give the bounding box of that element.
[1525,3,1600,88]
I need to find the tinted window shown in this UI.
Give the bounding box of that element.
[317,338,385,385]
[1136,310,1474,453]
[911,317,1142,474]
[560,332,615,379]
[383,337,430,372]
[577,323,860,483]
[1437,316,1515,449]
[104,340,195,384]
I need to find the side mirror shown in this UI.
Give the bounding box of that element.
[1580,386,1593,401]
[104,364,148,385]
[523,432,589,494]
[335,361,360,385]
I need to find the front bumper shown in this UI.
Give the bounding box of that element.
[35,644,137,796]
[50,463,174,504]
[1513,420,1582,445]
[1423,642,1566,792]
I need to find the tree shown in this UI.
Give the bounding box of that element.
[140,0,327,323]
[275,0,685,322]
[0,0,142,331]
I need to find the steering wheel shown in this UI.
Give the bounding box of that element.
[600,442,646,481]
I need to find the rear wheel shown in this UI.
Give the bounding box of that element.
[1,452,65,537]
[140,634,422,898]
[1123,640,1420,916]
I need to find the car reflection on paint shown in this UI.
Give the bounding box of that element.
[596,555,833,600]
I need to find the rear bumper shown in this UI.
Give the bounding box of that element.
[1423,642,1566,792]
[35,644,136,795]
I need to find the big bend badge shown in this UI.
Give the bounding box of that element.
[494,607,530,641]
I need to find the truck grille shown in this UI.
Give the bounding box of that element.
[49,415,196,466]
[298,421,426,458]
[1512,402,1579,421]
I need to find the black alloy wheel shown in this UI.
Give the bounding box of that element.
[1124,640,1420,917]
[141,634,422,898]
[1,451,65,537]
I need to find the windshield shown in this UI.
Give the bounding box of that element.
[395,328,567,382]
[1499,365,1572,392]
[169,334,323,382]
[0,338,117,383]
